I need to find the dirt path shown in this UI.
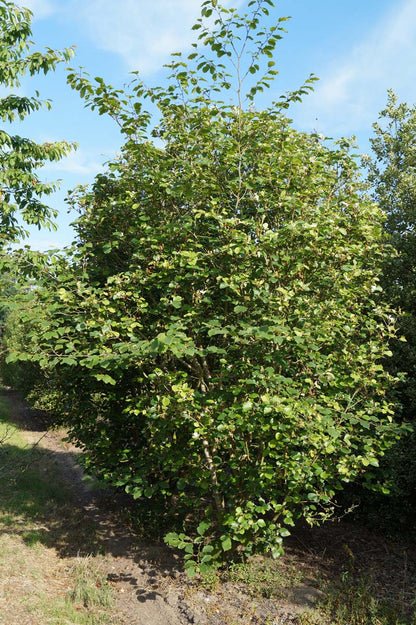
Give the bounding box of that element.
[3,390,195,625]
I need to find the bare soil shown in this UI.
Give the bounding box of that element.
[2,389,415,625]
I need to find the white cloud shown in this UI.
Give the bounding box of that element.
[42,149,107,177]
[69,0,246,74]
[21,0,57,19]
[293,0,416,137]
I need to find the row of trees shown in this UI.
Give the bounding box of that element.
[1,0,415,570]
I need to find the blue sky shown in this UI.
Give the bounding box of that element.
[12,0,416,249]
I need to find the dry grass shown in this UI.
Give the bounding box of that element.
[0,398,120,625]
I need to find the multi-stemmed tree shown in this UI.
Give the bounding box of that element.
[3,0,402,571]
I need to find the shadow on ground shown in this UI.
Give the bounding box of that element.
[0,437,178,565]
[2,387,416,624]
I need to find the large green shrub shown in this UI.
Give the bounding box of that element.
[5,0,402,570]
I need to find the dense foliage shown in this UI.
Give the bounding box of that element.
[2,1,403,570]
[355,91,416,529]
[367,91,416,419]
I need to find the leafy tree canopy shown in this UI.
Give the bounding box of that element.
[353,91,416,533]
[367,90,416,419]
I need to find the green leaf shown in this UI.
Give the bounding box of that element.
[197,521,211,536]
[221,536,232,552]
[94,373,117,385]
[62,357,77,366]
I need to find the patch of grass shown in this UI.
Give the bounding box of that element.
[0,401,71,525]
[0,405,20,446]
[30,556,117,624]
[224,554,303,599]
[22,528,49,548]
[36,595,117,625]
[299,569,416,625]
[68,556,115,609]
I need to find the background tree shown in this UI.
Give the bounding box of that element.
[0,0,75,435]
[363,91,416,529]
[367,91,416,419]
[0,0,75,244]
[3,0,403,571]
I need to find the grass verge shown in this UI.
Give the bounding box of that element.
[0,396,119,625]
[299,569,416,625]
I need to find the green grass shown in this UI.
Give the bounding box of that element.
[298,569,416,625]
[225,555,303,599]
[68,556,115,609]
[0,403,69,514]
[34,595,115,625]
[34,556,116,625]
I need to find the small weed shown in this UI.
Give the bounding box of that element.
[198,563,221,590]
